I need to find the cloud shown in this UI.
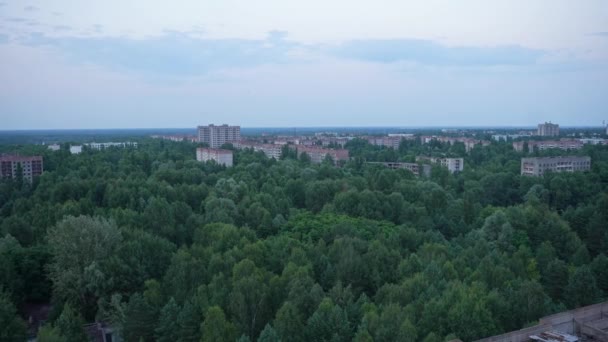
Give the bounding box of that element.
[5,17,28,23]
[0,34,8,44]
[53,25,72,31]
[331,39,543,66]
[589,32,608,37]
[21,31,298,76]
[24,5,38,12]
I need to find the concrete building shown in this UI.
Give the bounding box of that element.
[294,146,349,165]
[513,140,583,153]
[416,156,464,173]
[233,141,283,159]
[86,142,138,150]
[47,144,61,151]
[0,155,43,182]
[196,148,233,167]
[366,162,431,177]
[474,301,608,342]
[421,136,490,152]
[70,145,83,154]
[538,122,560,136]
[197,124,241,148]
[521,156,591,176]
[579,138,607,145]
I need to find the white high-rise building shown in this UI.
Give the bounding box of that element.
[537,122,560,136]
[197,124,241,148]
[196,148,233,167]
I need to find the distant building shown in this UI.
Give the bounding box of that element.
[47,144,61,151]
[233,141,283,159]
[86,142,137,150]
[521,156,590,176]
[0,155,43,182]
[367,162,431,177]
[420,136,489,152]
[367,136,410,149]
[537,122,560,136]
[197,124,241,148]
[294,146,349,165]
[492,134,525,142]
[416,156,464,173]
[70,145,83,154]
[196,148,233,167]
[513,139,583,153]
[151,134,197,142]
[579,138,607,145]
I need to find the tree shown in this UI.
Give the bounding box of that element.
[0,288,26,342]
[258,324,280,342]
[200,306,236,342]
[36,325,67,342]
[123,293,157,342]
[230,259,270,339]
[55,304,88,342]
[305,298,352,342]
[155,298,181,342]
[274,302,304,342]
[47,215,122,319]
[178,299,203,342]
[566,266,601,308]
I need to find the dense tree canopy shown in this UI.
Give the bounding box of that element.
[0,136,607,341]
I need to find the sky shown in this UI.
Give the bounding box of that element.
[1,0,607,129]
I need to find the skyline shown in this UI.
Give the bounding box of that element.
[1,1,608,129]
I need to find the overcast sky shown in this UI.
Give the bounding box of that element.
[1,0,607,129]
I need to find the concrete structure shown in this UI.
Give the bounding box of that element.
[234,141,283,159]
[580,138,607,145]
[492,134,525,142]
[70,145,83,154]
[421,136,490,152]
[475,301,608,342]
[0,155,43,182]
[513,140,583,153]
[196,148,233,167]
[294,146,349,165]
[47,144,61,151]
[367,162,431,177]
[521,156,591,176]
[86,142,138,150]
[197,124,241,148]
[538,122,560,136]
[416,156,464,173]
[367,136,408,149]
[151,134,197,142]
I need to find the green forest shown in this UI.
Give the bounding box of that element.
[1,137,608,341]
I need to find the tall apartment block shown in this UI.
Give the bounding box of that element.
[0,155,43,182]
[521,156,591,176]
[196,148,233,167]
[197,124,241,148]
[537,122,560,136]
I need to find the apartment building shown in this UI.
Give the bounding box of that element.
[233,141,283,159]
[366,162,431,177]
[294,146,349,165]
[513,139,583,153]
[197,124,241,148]
[416,156,464,173]
[521,156,591,176]
[537,122,560,136]
[86,142,138,150]
[421,136,490,152]
[196,148,233,167]
[0,155,44,182]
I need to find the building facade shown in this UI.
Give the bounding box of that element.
[197,124,241,148]
[294,146,349,165]
[233,141,283,159]
[0,155,43,182]
[537,122,560,136]
[86,142,138,150]
[366,162,431,177]
[513,139,583,153]
[416,156,464,173]
[521,156,591,176]
[196,148,233,167]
